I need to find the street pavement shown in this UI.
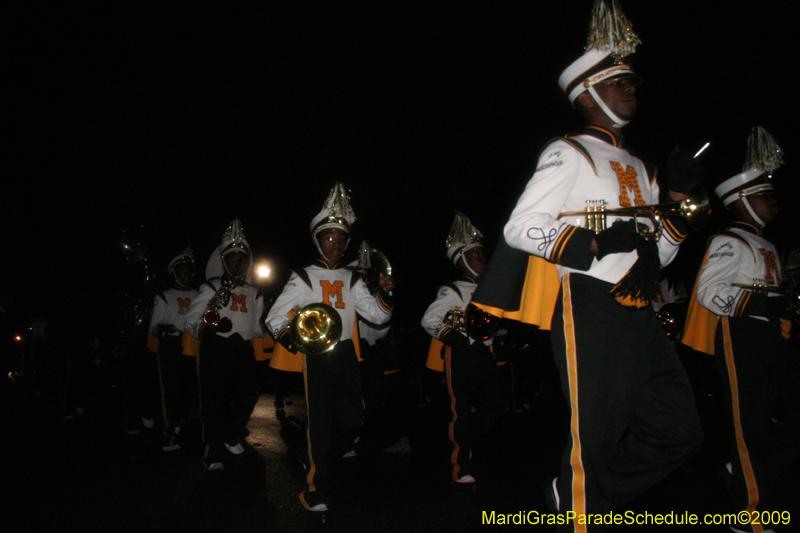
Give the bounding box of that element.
[1,369,798,533]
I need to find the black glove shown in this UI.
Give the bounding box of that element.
[595,220,644,260]
[665,146,705,195]
[749,293,790,322]
[156,323,177,338]
[278,328,297,353]
[214,316,233,334]
[441,329,470,350]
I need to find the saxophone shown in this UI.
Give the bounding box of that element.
[203,276,237,326]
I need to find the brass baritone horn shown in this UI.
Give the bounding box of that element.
[442,307,466,333]
[442,304,501,341]
[290,303,343,355]
[557,184,710,238]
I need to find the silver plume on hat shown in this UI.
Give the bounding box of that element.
[743,126,784,175]
[178,245,194,262]
[586,0,641,58]
[446,211,483,252]
[168,245,195,273]
[221,219,247,250]
[323,182,357,224]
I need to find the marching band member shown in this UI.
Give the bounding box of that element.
[147,246,198,451]
[184,219,267,472]
[264,183,395,520]
[473,2,702,529]
[683,127,800,533]
[421,212,506,489]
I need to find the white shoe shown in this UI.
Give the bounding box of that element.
[224,442,245,455]
[342,449,358,458]
[207,462,224,471]
[308,503,329,512]
[456,475,476,484]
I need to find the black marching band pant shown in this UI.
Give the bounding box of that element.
[551,273,702,531]
[443,341,507,482]
[198,333,258,464]
[715,316,800,530]
[300,339,364,509]
[157,335,197,434]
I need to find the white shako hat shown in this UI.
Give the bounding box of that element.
[167,246,195,274]
[206,219,253,282]
[715,126,784,207]
[558,0,642,126]
[446,211,484,269]
[310,182,357,238]
[220,218,249,257]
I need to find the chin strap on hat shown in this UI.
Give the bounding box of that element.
[741,196,766,228]
[587,85,629,128]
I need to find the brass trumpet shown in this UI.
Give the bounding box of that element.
[290,303,343,355]
[557,184,710,238]
[733,282,800,319]
[733,282,797,295]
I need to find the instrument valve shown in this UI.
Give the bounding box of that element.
[585,200,607,233]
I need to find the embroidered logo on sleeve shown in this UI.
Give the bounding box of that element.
[536,150,564,172]
[708,242,734,260]
[525,227,557,252]
[712,295,735,314]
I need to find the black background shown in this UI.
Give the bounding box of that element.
[6,1,797,314]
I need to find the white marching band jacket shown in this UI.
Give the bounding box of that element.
[695,222,782,321]
[421,277,492,348]
[265,259,392,348]
[150,287,198,337]
[503,127,687,284]
[184,279,265,341]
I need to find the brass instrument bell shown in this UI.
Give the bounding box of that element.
[465,303,501,341]
[290,303,343,355]
[203,309,221,327]
[443,304,501,341]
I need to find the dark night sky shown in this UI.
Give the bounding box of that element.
[5,1,797,317]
